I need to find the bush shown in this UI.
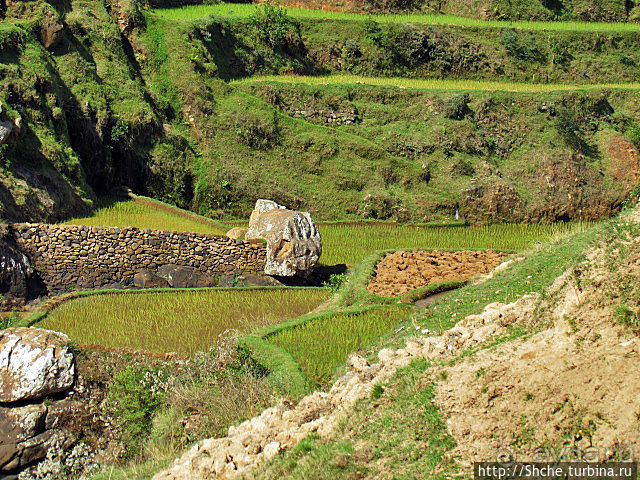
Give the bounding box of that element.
[444,94,472,120]
[249,3,299,50]
[105,365,168,458]
[234,112,281,150]
[499,29,540,61]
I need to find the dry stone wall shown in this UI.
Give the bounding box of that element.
[11,224,267,294]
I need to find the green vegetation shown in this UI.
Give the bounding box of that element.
[253,359,455,480]
[269,306,411,385]
[63,197,226,234]
[154,4,640,32]
[253,199,625,480]
[237,74,640,92]
[39,288,330,356]
[319,221,590,265]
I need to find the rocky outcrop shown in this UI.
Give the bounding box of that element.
[157,264,216,288]
[0,328,80,476]
[0,328,75,403]
[0,233,35,307]
[153,293,538,480]
[245,200,322,277]
[0,120,13,146]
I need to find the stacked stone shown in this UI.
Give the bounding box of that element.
[290,108,358,125]
[12,224,267,294]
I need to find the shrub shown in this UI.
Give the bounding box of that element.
[323,273,346,294]
[105,365,168,458]
[249,3,299,50]
[234,112,281,150]
[627,123,640,150]
[444,94,472,120]
[499,29,540,61]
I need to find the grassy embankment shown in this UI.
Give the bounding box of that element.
[155,4,640,32]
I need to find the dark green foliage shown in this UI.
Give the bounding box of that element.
[500,29,542,61]
[110,119,130,145]
[147,136,195,209]
[627,123,640,150]
[105,365,167,457]
[233,344,270,378]
[370,384,384,400]
[249,3,299,50]
[322,273,346,294]
[234,112,281,150]
[549,38,572,66]
[363,0,422,13]
[444,93,472,120]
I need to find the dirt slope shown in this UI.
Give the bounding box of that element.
[436,217,640,465]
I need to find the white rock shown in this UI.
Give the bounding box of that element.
[0,328,75,402]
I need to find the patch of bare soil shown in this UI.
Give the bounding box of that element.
[368,250,511,297]
[434,226,640,468]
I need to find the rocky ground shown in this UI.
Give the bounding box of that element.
[153,212,640,478]
[367,250,511,297]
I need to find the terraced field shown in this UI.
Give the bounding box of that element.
[155,3,640,32]
[235,74,640,92]
[39,288,330,356]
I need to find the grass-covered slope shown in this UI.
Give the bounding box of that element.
[2,0,640,224]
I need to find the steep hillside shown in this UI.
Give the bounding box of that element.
[2,0,640,224]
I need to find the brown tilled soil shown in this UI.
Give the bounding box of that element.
[368,250,511,297]
[433,221,640,468]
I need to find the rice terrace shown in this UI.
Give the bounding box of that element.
[1,0,640,478]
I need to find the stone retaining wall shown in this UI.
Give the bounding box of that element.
[11,224,266,294]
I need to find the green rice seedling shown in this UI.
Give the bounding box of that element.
[235,75,640,93]
[153,4,640,33]
[39,288,330,356]
[63,198,226,235]
[269,306,411,386]
[318,221,591,265]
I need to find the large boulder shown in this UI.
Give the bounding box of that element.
[0,328,75,403]
[225,227,248,240]
[133,270,170,289]
[0,400,82,473]
[157,264,215,288]
[0,235,34,303]
[219,273,284,288]
[245,200,322,277]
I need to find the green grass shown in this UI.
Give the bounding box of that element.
[236,75,640,92]
[319,221,591,265]
[252,358,456,480]
[63,198,226,235]
[269,305,412,386]
[154,4,640,32]
[39,288,330,356]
